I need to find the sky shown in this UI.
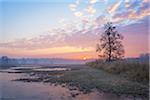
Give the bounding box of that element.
[0,0,149,59]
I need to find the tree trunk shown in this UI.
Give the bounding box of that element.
[108,36,111,62]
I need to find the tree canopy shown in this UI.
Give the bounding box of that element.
[96,22,125,62]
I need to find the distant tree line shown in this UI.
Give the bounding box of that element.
[0,56,18,68]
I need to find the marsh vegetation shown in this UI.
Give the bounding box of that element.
[1,64,148,100]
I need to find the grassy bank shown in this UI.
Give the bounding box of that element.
[12,65,149,98]
[86,60,149,85]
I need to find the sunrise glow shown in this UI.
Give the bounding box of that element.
[0,0,149,59]
[83,57,87,60]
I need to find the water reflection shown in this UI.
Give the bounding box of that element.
[0,72,72,100]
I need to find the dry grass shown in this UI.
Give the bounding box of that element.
[86,60,149,85]
[14,65,148,98]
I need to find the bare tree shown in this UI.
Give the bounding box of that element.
[96,22,125,62]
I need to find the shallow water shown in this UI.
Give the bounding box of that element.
[1,72,74,100]
[33,68,71,71]
[0,68,144,100]
[10,66,42,70]
[0,66,70,73]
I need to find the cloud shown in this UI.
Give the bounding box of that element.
[70,0,98,20]
[74,11,83,17]
[143,0,148,3]
[69,4,77,11]
[69,0,149,28]
[125,0,130,8]
[69,0,99,30]
[85,6,96,14]
[108,0,122,15]
[0,30,98,51]
[111,1,150,24]
[140,1,149,11]
[95,0,149,26]
[0,21,100,50]
[89,0,98,4]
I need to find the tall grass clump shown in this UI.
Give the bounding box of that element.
[87,60,149,84]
